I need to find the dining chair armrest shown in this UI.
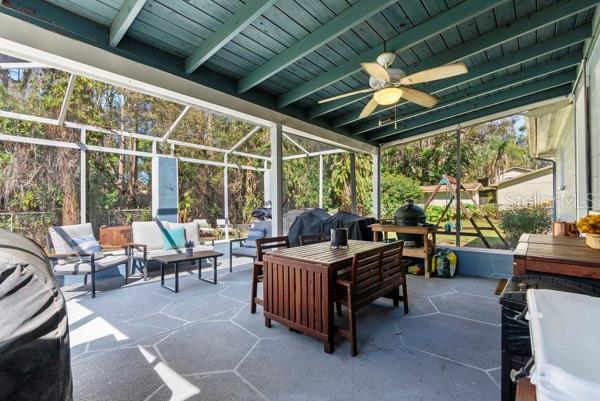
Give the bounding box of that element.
[335,278,352,288]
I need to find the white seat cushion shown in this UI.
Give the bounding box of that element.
[169,222,200,244]
[131,221,170,251]
[134,244,213,260]
[53,254,128,274]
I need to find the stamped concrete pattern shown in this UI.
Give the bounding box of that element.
[65,255,501,401]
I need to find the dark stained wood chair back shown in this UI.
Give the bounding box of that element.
[256,236,290,262]
[351,241,404,309]
[299,233,328,246]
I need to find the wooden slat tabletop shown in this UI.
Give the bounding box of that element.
[268,240,388,266]
[523,242,600,267]
[518,234,587,247]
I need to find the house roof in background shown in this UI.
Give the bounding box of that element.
[501,167,533,174]
[493,165,553,188]
[421,182,483,193]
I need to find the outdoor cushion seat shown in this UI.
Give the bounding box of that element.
[47,222,130,297]
[130,221,215,279]
[132,244,213,259]
[230,246,257,258]
[53,254,129,274]
[229,220,271,272]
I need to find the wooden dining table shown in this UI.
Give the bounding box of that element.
[262,240,389,353]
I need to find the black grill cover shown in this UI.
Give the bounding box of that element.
[286,208,330,247]
[321,212,376,242]
[0,230,72,401]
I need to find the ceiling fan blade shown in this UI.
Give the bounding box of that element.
[400,62,468,85]
[399,87,438,108]
[361,62,390,82]
[317,88,375,104]
[359,98,379,119]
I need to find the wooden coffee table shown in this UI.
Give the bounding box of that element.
[154,250,224,293]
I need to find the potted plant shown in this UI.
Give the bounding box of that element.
[576,214,600,249]
[185,240,194,256]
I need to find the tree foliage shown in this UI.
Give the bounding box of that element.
[381,118,543,185]
[380,172,422,218]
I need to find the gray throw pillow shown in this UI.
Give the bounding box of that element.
[71,235,104,262]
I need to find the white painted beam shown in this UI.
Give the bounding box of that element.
[228,125,261,153]
[162,105,190,141]
[0,62,45,69]
[109,0,147,47]
[270,123,283,235]
[372,147,381,219]
[283,133,310,155]
[0,109,268,160]
[185,0,276,74]
[350,153,357,214]
[0,15,376,154]
[80,129,87,223]
[58,73,76,125]
[319,154,324,209]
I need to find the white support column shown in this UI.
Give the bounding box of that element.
[319,154,324,208]
[224,153,229,240]
[350,153,357,215]
[372,147,381,219]
[270,123,283,236]
[80,129,87,223]
[263,159,269,205]
[455,129,462,247]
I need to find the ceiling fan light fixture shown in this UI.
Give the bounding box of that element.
[374,88,402,105]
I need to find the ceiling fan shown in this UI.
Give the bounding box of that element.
[318,50,468,119]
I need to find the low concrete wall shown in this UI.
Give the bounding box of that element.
[439,246,513,279]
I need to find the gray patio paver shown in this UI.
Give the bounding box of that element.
[65,262,502,401]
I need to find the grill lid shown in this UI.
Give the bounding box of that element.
[394,199,426,225]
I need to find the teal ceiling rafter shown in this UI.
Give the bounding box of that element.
[378,84,572,145]
[365,70,576,142]
[0,0,351,139]
[360,57,582,138]
[349,26,590,134]
[276,0,508,108]
[185,0,277,74]
[327,0,598,125]
[109,0,147,47]
[236,0,397,94]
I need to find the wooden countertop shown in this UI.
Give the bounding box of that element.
[370,223,436,234]
[518,233,587,247]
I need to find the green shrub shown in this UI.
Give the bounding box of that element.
[482,204,501,220]
[499,206,551,247]
[381,172,422,218]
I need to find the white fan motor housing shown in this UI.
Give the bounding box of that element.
[376,52,396,68]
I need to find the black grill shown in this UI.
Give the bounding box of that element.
[499,274,600,401]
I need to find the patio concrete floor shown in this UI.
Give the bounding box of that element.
[65,254,501,401]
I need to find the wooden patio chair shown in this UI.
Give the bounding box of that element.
[251,235,290,314]
[335,241,408,356]
[299,232,328,246]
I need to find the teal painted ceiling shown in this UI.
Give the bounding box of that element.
[1,0,597,145]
